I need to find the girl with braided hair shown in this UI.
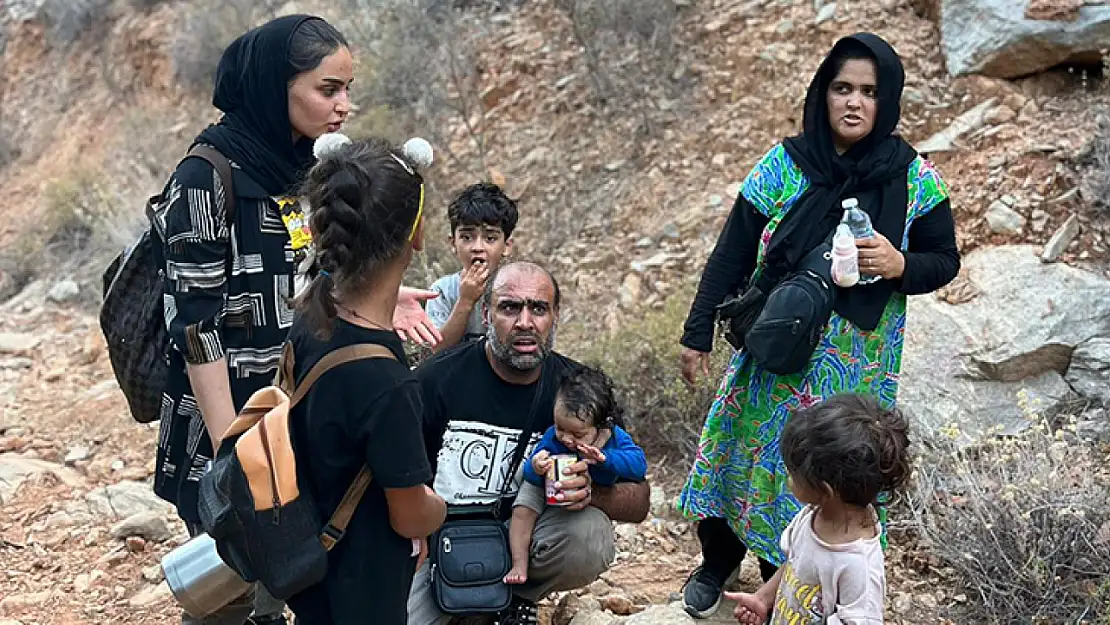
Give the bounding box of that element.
[284,138,447,624]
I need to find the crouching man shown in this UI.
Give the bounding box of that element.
[407,262,650,625]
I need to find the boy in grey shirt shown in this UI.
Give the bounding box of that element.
[427,182,519,351]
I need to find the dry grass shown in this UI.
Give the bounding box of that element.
[39,0,112,46]
[1081,109,1110,217]
[907,408,1110,624]
[570,286,731,465]
[169,0,276,90]
[0,103,193,306]
[555,0,685,138]
[340,0,494,180]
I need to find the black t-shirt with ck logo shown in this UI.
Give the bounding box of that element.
[416,339,575,520]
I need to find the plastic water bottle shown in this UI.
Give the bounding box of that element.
[841,198,874,239]
[830,224,860,288]
[841,198,880,284]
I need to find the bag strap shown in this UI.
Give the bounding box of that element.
[185,144,237,227]
[288,343,396,408]
[281,342,398,551]
[320,466,374,550]
[493,356,550,516]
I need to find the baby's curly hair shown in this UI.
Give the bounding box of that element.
[556,364,626,430]
[781,394,911,507]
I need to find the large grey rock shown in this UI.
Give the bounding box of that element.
[0,456,82,503]
[569,611,621,625]
[86,480,174,520]
[1076,408,1110,444]
[941,0,1110,78]
[902,246,1110,439]
[1066,338,1110,404]
[625,603,697,625]
[0,333,40,355]
[110,512,176,543]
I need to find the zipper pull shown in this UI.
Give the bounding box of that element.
[443,536,452,554]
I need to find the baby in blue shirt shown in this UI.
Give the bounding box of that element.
[507,364,647,584]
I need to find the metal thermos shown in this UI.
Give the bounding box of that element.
[161,532,251,618]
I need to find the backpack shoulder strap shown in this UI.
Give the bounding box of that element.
[185,144,237,227]
[288,343,397,408]
[320,466,374,551]
[281,341,399,551]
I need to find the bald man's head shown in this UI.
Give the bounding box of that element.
[481,261,561,372]
[482,261,561,313]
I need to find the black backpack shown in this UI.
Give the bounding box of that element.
[100,145,236,423]
[197,343,389,600]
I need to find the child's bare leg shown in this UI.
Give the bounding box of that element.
[506,505,539,584]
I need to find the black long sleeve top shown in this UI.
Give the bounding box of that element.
[679,196,960,353]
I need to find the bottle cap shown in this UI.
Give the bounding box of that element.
[841,198,859,209]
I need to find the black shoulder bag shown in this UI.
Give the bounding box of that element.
[429,359,548,615]
[716,232,835,376]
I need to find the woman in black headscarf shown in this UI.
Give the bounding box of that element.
[153,16,440,625]
[674,33,960,619]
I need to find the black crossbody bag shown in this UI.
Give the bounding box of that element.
[716,235,835,375]
[429,360,548,615]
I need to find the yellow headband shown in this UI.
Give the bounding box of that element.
[388,151,425,243]
[409,183,425,242]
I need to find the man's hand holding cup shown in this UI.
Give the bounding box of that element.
[553,459,593,511]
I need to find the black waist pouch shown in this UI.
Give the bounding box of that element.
[718,242,834,375]
[745,268,833,375]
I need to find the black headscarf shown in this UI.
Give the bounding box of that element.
[764,33,918,331]
[194,15,322,196]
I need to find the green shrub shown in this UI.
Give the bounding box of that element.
[570,286,732,463]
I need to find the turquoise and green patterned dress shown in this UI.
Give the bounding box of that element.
[677,144,950,566]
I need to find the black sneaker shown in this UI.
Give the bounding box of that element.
[681,566,724,619]
[494,596,538,625]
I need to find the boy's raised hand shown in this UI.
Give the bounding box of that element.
[459,259,491,306]
[724,591,770,624]
[531,450,553,476]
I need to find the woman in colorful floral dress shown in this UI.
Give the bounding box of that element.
[675,33,960,619]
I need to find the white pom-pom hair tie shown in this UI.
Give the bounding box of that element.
[402,137,434,168]
[313,132,352,159]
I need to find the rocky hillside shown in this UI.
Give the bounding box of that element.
[1,0,1109,623]
[0,0,1107,323]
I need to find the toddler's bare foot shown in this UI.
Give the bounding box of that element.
[504,565,528,585]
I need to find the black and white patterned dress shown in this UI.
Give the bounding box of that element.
[151,151,307,523]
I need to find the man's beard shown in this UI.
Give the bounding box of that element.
[486,322,557,372]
